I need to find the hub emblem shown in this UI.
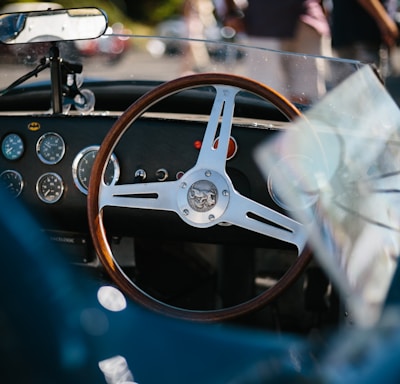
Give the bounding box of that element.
[188,180,217,212]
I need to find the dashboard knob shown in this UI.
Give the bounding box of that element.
[156,168,168,181]
[134,169,146,181]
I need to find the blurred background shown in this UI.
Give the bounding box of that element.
[0,0,400,104]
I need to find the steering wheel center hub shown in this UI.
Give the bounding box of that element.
[177,169,230,226]
[188,180,217,212]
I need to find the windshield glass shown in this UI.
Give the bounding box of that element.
[0,33,364,108]
[255,65,400,327]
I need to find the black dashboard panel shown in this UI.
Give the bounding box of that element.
[0,113,283,246]
[0,115,111,232]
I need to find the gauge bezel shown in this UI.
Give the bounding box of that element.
[1,133,24,161]
[0,169,24,197]
[212,136,238,161]
[36,132,66,165]
[36,172,64,204]
[72,145,120,195]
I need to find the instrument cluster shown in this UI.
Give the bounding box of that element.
[0,131,119,203]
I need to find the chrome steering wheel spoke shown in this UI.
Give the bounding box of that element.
[222,191,307,253]
[99,180,178,212]
[195,85,239,173]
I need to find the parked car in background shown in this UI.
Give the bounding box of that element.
[148,15,240,61]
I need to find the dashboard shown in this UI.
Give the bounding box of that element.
[0,112,289,250]
[0,131,119,201]
[0,114,118,214]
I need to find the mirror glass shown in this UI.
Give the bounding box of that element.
[0,7,108,44]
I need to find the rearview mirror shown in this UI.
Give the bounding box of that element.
[0,7,108,44]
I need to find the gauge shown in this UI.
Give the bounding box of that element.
[267,155,319,211]
[1,133,24,161]
[36,172,64,204]
[213,136,238,160]
[36,132,66,164]
[72,146,120,195]
[0,170,23,197]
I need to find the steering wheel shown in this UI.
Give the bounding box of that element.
[88,73,311,322]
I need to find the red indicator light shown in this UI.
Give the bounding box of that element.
[213,136,238,160]
[193,140,202,150]
[176,171,185,179]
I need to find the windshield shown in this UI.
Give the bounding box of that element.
[0,32,364,109]
[255,64,400,327]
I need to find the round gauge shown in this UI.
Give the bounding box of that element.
[72,146,120,195]
[267,155,319,211]
[1,133,24,161]
[36,172,64,204]
[36,132,66,165]
[0,170,23,197]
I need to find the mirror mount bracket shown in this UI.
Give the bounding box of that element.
[49,44,63,114]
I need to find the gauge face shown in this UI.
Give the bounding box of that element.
[0,170,23,197]
[36,172,64,204]
[267,155,319,211]
[1,133,24,161]
[72,146,120,195]
[36,132,66,164]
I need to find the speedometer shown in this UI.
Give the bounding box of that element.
[72,146,120,195]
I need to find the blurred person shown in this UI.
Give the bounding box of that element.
[222,0,331,104]
[331,0,399,78]
[181,0,218,74]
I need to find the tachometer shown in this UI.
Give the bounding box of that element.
[36,132,66,164]
[72,146,120,195]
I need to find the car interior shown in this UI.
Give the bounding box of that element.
[1,5,400,383]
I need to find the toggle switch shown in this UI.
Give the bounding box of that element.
[156,168,168,181]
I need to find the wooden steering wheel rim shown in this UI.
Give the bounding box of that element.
[87,73,311,322]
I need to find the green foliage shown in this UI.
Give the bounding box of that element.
[147,0,183,23]
[0,0,185,25]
